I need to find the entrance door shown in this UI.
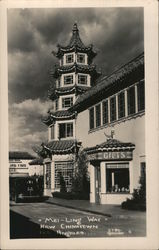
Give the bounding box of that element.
[95,166,101,203]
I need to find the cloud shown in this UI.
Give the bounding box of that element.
[9,98,52,153]
[7,7,144,152]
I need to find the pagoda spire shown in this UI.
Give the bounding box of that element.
[68,22,85,48]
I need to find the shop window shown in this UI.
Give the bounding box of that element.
[118,91,125,119]
[78,74,87,85]
[102,100,108,125]
[127,86,135,115]
[55,162,74,189]
[95,104,101,127]
[45,163,51,189]
[137,81,145,112]
[62,97,73,108]
[89,107,94,130]
[77,53,85,64]
[106,163,130,193]
[50,125,54,140]
[58,123,73,139]
[64,75,74,85]
[66,54,74,64]
[110,96,116,122]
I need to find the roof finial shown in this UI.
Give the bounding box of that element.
[72,22,78,32]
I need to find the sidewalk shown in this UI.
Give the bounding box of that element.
[46,197,145,219]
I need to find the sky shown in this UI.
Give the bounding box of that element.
[8,7,144,154]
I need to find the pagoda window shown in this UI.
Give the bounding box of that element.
[137,80,145,112]
[95,104,101,127]
[118,91,125,119]
[77,53,85,64]
[78,74,87,85]
[64,75,74,85]
[62,97,73,108]
[89,107,94,130]
[127,86,135,115]
[102,100,108,125]
[110,96,116,122]
[59,123,73,139]
[55,99,58,111]
[65,53,74,64]
[50,125,55,140]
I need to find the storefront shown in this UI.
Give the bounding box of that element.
[86,138,135,204]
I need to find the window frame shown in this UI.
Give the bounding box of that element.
[127,86,136,115]
[89,107,95,130]
[63,74,74,86]
[118,91,125,119]
[77,53,86,64]
[55,161,74,189]
[102,100,109,125]
[65,53,74,64]
[50,124,55,140]
[110,96,116,122]
[78,74,88,85]
[62,96,73,109]
[58,122,73,139]
[95,103,101,128]
[137,80,145,112]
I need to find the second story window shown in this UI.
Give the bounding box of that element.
[77,53,85,64]
[102,100,108,125]
[62,97,73,108]
[59,123,73,139]
[118,92,125,119]
[110,96,116,122]
[50,125,54,140]
[137,81,145,112]
[95,104,101,127]
[64,75,74,85]
[66,54,74,64]
[127,86,135,115]
[89,107,94,130]
[78,74,87,85]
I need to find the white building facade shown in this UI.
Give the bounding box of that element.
[36,24,145,204]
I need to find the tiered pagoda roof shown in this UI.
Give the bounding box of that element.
[85,139,135,154]
[48,85,90,100]
[50,63,101,79]
[53,23,97,61]
[43,110,76,126]
[34,139,81,157]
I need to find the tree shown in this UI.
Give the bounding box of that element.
[71,150,90,195]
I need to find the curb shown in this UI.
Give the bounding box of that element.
[46,201,112,217]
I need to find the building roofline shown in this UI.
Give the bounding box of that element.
[71,52,144,112]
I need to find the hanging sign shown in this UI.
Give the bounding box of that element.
[87,151,133,161]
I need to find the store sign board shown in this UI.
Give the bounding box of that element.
[87,151,133,161]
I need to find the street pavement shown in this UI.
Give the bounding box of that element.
[10,202,146,238]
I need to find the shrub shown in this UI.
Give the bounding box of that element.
[121,171,146,211]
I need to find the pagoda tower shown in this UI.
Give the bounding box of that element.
[37,23,100,196]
